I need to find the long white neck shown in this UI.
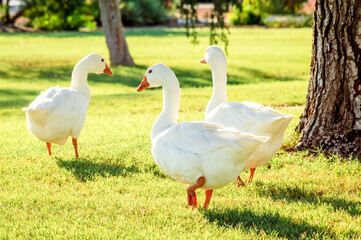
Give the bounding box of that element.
[151,75,181,140]
[70,61,91,103]
[206,60,228,114]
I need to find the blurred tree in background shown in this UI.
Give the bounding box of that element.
[120,0,168,26]
[0,0,10,23]
[0,0,28,24]
[99,0,134,66]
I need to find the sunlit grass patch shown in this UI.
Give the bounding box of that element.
[0,28,360,239]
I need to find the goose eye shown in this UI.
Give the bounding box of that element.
[101,59,104,62]
[148,70,152,74]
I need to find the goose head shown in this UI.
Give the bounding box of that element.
[82,53,114,76]
[200,46,227,67]
[137,63,178,92]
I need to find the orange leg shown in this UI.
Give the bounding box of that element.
[237,176,246,187]
[187,176,205,208]
[248,168,256,185]
[46,142,52,156]
[203,189,213,209]
[72,138,79,158]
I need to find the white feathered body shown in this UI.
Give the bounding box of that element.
[206,101,294,168]
[23,86,88,145]
[202,46,295,169]
[152,121,268,189]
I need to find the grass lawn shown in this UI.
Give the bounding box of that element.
[0,28,360,239]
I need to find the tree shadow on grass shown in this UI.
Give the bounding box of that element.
[253,182,361,217]
[0,89,38,96]
[173,66,303,88]
[105,65,303,88]
[93,64,148,87]
[1,64,148,86]
[143,163,168,179]
[56,158,141,182]
[125,27,191,37]
[0,65,72,83]
[3,61,302,89]
[0,62,304,110]
[0,28,190,39]
[0,88,39,109]
[202,208,335,239]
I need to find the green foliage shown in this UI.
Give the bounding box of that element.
[23,0,168,30]
[230,0,312,27]
[178,0,199,44]
[207,0,233,53]
[24,0,97,30]
[262,0,293,14]
[120,0,168,26]
[230,2,263,26]
[253,0,308,15]
[88,0,102,27]
[230,0,310,26]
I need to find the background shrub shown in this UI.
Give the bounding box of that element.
[230,0,264,26]
[24,0,97,30]
[23,0,168,30]
[230,3,263,26]
[120,0,168,26]
[261,0,307,14]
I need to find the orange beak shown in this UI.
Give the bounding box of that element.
[137,75,150,92]
[103,64,114,76]
[200,58,207,64]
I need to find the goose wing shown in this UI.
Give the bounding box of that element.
[22,86,88,119]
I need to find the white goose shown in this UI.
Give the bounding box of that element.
[200,46,294,186]
[137,63,269,208]
[22,53,113,158]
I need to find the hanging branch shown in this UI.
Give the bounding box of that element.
[178,0,243,54]
[178,0,199,44]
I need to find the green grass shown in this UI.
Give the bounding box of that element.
[0,28,360,239]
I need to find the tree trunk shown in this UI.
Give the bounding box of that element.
[4,0,10,23]
[296,0,361,158]
[99,0,134,66]
[5,8,25,24]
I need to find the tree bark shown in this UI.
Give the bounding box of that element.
[99,0,134,66]
[4,8,25,24]
[3,0,10,23]
[296,0,361,158]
